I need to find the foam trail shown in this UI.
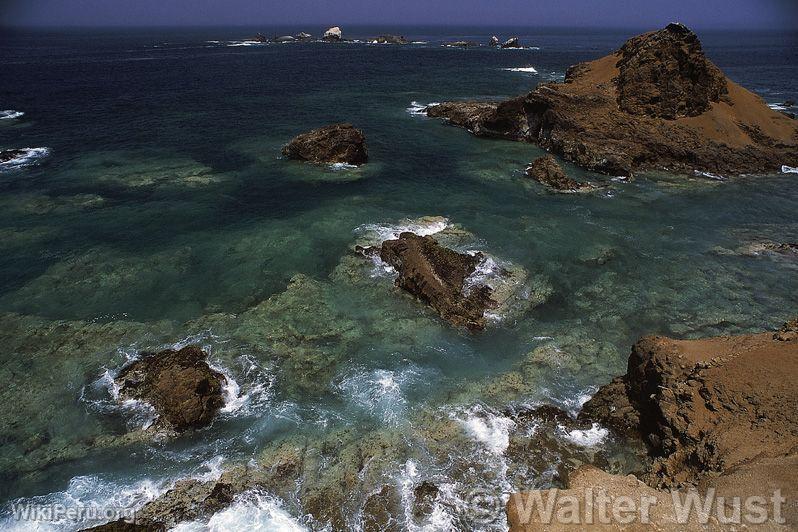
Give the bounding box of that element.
[0,110,24,120]
[502,66,538,74]
[0,147,50,170]
[782,165,798,174]
[406,101,439,116]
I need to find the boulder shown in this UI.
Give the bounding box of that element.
[429,24,798,177]
[273,35,295,43]
[525,155,591,192]
[489,35,500,47]
[323,26,342,41]
[281,123,368,165]
[376,232,497,330]
[114,345,226,432]
[500,36,521,48]
[295,32,313,40]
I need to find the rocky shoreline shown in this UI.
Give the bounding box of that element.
[509,319,798,530]
[426,23,798,177]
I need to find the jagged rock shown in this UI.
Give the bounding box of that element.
[114,345,226,432]
[581,322,798,490]
[525,155,591,192]
[616,23,728,119]
[295,32,313,40]
[500,36,521,49]
[282,123,368,165]
[249,33,268,43]
[489,35,500,47]
[426,97,529,139]
[775,317,798,342]
[377,232,497,330]
[412,481,439,518]
[323,26,342,41]
[373,35,408,45]
[429,24,798,177]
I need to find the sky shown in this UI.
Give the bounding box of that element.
[1,0,796,30]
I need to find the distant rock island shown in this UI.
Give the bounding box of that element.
[426,23,798,177]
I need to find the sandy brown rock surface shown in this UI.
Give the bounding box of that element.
[507,320,798,530]
[428,23,798,177]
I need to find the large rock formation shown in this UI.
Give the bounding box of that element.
[509,320,798,530]
[282,123,368,165]
[377,232,497,330]
[428,23,798,177]
[372,34,409,45]
[323,26,342,41]
[114,345,226,432]
[525,154,591,192]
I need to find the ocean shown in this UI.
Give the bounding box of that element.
[0,26,796,530]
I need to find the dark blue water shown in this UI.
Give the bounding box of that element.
[0,26,796,530]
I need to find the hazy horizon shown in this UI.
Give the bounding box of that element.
[2,0,797,31]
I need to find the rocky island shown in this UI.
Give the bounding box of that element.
[282,123,368,165]
[426,23,798,177]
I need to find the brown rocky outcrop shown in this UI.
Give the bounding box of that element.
[361,232,498,330]
[428,23,798,177]
[115,345,226,432]
[509,320,798,530]
[525,155,592,192]
[282,123,368,165]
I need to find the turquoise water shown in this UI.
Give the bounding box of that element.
[0,26,796,530]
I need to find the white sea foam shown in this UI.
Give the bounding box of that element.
[395,460,457,532]
[338,366,422,425]
[329,162,358,171]
[355,216,450,245]
[227,40,265,47]
[0,147,50,170]
[782,165,798,174]
[0,475,168,531]
[457,406,515,455]
[463,253,504,295]
[502,66,538,74]
[768,103,789,111]
[406,101,439,116]
[0,110,24,120]
[172,490,306,532]
[562,423,609,446]
[694,170,726,181]
[211,355,274,417]
[562,386,598,415]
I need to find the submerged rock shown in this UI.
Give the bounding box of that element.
[273,35,295,43]
[115,346,226,432]
[0,149,28,163]
[323,26,342,41]
[282,123,368,165]
[442,40,478,48]
[500,36,521,49]
[525,155,592,192]
[429,23,798,176]
[377,232,497,330]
